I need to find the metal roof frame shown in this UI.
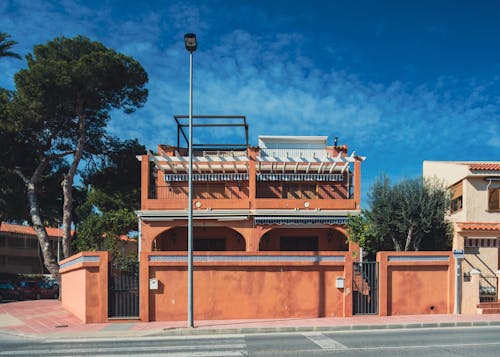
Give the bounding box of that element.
[173,115,249,151]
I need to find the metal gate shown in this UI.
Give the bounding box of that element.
[108,261,139,318]
[353,261,379,315]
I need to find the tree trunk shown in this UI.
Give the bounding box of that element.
[15,164,60,280]
[390,233,401,251]
[413,235,422,251]
[404,225,414,251]
[61,109,86,258]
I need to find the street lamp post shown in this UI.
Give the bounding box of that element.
[184,33,197,328]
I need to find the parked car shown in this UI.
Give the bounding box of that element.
[17,280,59,300]
[0,282,21,303]
[36,281,59,299]
[16,281,38,300]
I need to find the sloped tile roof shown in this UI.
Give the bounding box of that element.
[468,163,500,171]
[457,222,500,231]
[1,222,135,243]
[0,222,64,238]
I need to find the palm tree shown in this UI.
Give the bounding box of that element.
[0,32,21,59]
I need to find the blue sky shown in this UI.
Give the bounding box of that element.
[1,0,499,205]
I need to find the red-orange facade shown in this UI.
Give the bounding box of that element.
[135,134,365,320]
[137,135,365,255]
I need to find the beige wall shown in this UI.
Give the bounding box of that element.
[423,161,500,223]
[423,161,470,186]
[464,246,499,276]
[465,178,500,222]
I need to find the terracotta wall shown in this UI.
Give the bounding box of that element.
[377,251,454,316]
[140,251,352,322]
[59,251,109,323]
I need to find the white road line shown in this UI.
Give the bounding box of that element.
[0,343,247,355]
[302,332,348,350]
[43,334,246,343]
[100,353,245,357]
[345,341,500,351]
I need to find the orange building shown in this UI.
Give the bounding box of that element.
[0,222,61,275]
[137,117,365,256]
[59,119,458,322]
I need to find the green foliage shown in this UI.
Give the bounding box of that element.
[82,138,145,212]
[353,176,453,252]
[72,138,144,261]
[0,32,21,59]
[345,213,391,255]
[75,209,137,261]
[12,35,148,161]
[0,89,65,224]
[3,35,148,265]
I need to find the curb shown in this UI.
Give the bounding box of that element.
[2,320,500,340]
[152,320,500,337]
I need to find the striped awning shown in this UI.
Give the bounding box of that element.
[164,173,249,182]
[257,173,343,182]
[254,216,347,225]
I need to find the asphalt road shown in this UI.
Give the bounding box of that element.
[0,326,499,356]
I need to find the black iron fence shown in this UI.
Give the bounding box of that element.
[479,276,498,303]
[108,262,139,318]
[353,261,379,315]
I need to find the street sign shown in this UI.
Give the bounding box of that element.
[453,249,465,259]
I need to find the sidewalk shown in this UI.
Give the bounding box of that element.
[1,300,500,340]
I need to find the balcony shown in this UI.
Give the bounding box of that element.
[144,183,251,210]
[142,179,357,211]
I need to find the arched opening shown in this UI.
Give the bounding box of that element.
[258,227,348,251]
[152,226,246,251]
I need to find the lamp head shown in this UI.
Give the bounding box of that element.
[184,33,197,52]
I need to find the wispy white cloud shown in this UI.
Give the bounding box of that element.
[1,0,499,191]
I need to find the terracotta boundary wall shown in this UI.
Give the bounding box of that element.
[59,251,109,323]
[140,251,353,322]
[377,251,455,316]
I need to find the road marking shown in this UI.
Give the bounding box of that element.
[302,332,348,350]
[345,341,500,351]
[0,343,247,356]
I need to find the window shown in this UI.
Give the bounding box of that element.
[450,181,463,213]
[489,188,500,211]
[194,238,226,251]
[280,236,318,251]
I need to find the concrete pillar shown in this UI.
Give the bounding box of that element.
[140,155,149,208]
[462,269,481,315]
[353,159,361,206]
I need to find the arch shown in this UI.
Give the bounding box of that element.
[258,226,348,252]
[152,226,246,252]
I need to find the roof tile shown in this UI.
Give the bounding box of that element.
[457,222,500,231]
[468,163,500,171]
[0,222,64,238]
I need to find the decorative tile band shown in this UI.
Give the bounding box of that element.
[60,255,100,270]
[387,256,449,262]
[148,255,345,263]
